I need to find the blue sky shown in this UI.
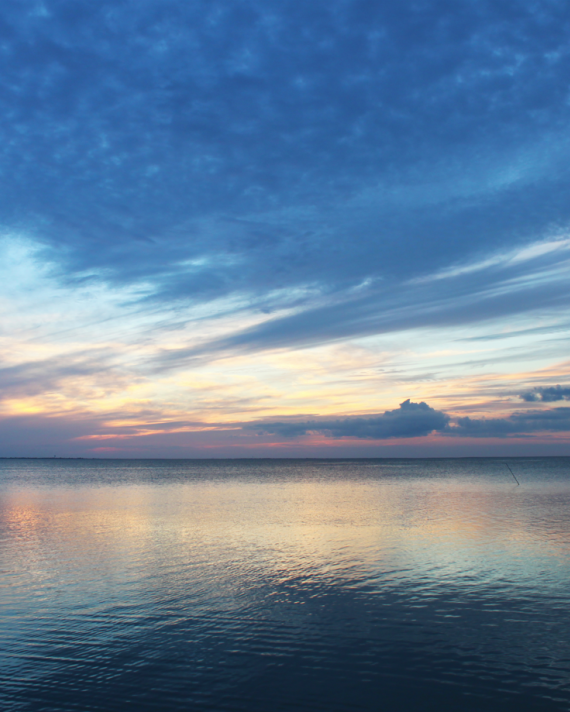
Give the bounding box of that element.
[1,0,570,456]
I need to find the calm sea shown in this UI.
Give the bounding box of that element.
[1,458,569,712]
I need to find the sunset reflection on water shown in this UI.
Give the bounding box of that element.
[1,458,570,711]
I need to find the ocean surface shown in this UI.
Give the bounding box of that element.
[1,457,569,712]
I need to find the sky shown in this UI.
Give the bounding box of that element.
[1,0,570,457]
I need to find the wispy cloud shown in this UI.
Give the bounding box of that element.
[152,238,570,363]
[0,345,128,402]
[2,2,570,455]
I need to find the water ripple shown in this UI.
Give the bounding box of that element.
[1,457,569,711]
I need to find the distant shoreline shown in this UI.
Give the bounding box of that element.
[1,456,569,461]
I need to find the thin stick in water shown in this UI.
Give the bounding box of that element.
[505,462,520,486]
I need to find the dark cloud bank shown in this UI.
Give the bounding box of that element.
[3,395,570,458]
[248,396,570,440]
[520,385,570,402]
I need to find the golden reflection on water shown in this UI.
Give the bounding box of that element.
[3,476,569,595]
[2,463,570,712]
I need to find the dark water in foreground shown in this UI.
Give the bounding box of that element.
[1,458,569,712]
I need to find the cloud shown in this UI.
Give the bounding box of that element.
[1,0,570,312]
[154,238,570,363]
[519,385,570,402]
[0,412,106,457]
[248,399,450,439]
[3,399,570,458]
[0,411,255,458]
[2,1,570,451]
[247,400,570,442]
[447,407,570,438]
[0,351,120,400]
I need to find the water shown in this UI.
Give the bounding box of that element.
[1,457,569,712]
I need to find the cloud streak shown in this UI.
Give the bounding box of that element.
[155,238,570,364]
[2,2,570,455]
